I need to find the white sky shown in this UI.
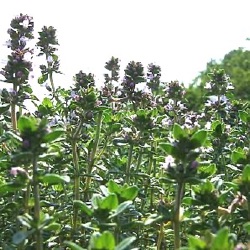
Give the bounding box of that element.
[1,0,250,92]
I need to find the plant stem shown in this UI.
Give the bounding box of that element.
[48,69,56,94]
[125,143,133,183]
[11,84,17,131]
[173,181,184,250]
[157,223,164,250]
[32,154,43,250]
[72,139,80,233]
[135,147,143,173]
[84,111,103,200]
[141,149,153,210]
[72,118,84,233]
[46,54,56,95]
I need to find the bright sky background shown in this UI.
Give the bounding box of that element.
[1,0,250,93]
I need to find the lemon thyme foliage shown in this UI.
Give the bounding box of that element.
[1,13,250,250]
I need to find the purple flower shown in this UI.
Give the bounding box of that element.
[22,139,30,149]
[47,55,53,64]
[21,19,29,29]
[10,167,26,177]
[16,71,23,78]
[71,91,80,101]
[161,155,175,170]
[129,82,135,89]
[190,161,199,170]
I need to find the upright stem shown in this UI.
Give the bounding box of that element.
[72,139,80,233]
[71,118,84,233]
[125,143,133,183]
[135,147,143,173]
[84,112,103,199]
[32,154,43,250]
[11,84,17,131]
[157,223,164,250]
[46,54,56,95]
[141,150,153,210]
[173,181,184,250]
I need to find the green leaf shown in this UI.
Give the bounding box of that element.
[213,122,223,136]
[188,235,206,248]
[231,149,246,164]
[109,201,132,218]
[43,129,65,143]
[38,74,48,84]
[40,174,70,185]
[199,180,214,194]
[17,116,37,133]
[0,182,25,195]
[211,227,231,249]
[73,200,93,216]
[243,222,250,234]
[44,222,61,233]
[239,110,248,123]
[100,194,118,210]
[42,97,53,108]
[90,231,115,249]
[120,186,139,201]
[185,177,204,185]
[52,54,59,61]
[198,163,217,177]
[173,124,187,140]
[12,230,34,245]
[64,241,86,250]
[108,180,121,194]
[144,214,164,225]
[0,104,10,114]
[159,143,174,154]
[242,165,250,182]
[115,236,136,250]
[190,130,207,148]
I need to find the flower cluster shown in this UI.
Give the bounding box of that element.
[164,80,185,100]
[146,63,161,92]
[37,26,59,55]
[74,71,95,90]
[122,61,145,94]
[104,56,120,83]
[205,69,233,96]
[1,14,34,85]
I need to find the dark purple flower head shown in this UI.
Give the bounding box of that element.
[190,161,199,170]
[16,71,23,78]
[22,139,30,149]
[129,82,135,89]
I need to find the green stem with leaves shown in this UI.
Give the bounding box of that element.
[125,143,133,183]
[32,154,43,250]
[72,118,84,233]
[173,181,184,250]
[11,84,17,131]
[84,111,103,199]
[46,54,56,95]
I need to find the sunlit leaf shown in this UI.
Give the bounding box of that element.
[40,174,70,185]
[64,241,86,250]
[173,124,187,140]
[120,186,139,201]
[115,236,136,250]
[109,201,132,218]
[190,130,207,148]
[73,200,93,216]
[43,129,65,143]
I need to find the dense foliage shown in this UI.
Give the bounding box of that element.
[0,14,250,250]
